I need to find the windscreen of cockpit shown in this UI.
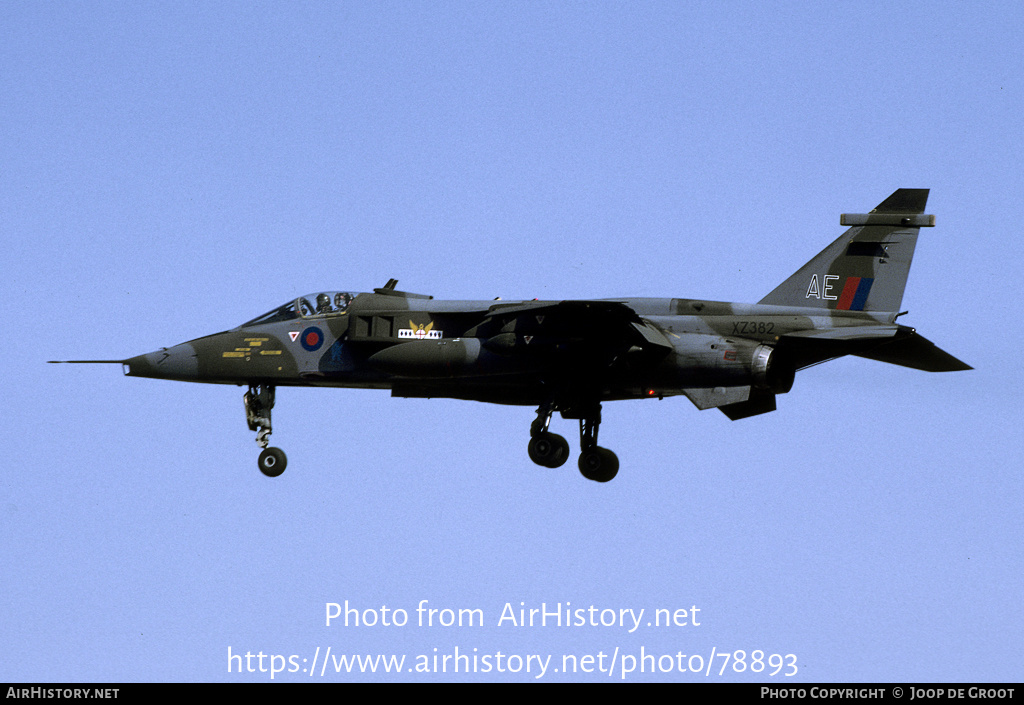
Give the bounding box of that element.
[242,292,354,326]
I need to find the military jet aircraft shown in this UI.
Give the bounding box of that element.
[52,189,969,482]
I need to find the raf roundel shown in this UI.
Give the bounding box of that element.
[300,326,325,352]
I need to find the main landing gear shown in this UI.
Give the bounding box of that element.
[528,402,570,469]
[245,384,287,477]
[527,402,619,482]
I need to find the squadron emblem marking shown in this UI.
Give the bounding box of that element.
[399,321,442,340]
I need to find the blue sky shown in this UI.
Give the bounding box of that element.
[2,1,1021,682]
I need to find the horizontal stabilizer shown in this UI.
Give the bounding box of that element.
[782,325,899,342]
[853,331,972,372]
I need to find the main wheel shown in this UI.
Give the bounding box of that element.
[258,447,287,477]
[528,432,570,468]
[578,447,619,482]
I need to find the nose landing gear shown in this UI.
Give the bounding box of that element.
[245,384,287,477]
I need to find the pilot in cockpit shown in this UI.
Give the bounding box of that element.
[316,293,333,314]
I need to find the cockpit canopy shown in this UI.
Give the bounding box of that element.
[242,292,355,326]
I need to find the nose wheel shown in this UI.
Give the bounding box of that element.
[258,447,287,477]
[245,384,287,477]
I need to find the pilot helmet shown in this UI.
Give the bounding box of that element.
[316,293,331,312]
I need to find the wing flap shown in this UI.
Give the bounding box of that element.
[631,320,674,352]
[480,299,646,359]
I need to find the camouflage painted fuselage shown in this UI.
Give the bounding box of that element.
[55,189,970,479]
[124,190,970,421]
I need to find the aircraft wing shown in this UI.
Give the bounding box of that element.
[480,299,672,364]
[486,299,632,320]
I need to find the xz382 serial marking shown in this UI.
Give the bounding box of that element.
[732,321,775,335]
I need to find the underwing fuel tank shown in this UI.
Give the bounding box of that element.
[367,338,513,377]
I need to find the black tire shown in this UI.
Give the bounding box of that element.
[528,432,569,468]
[258,447,287,477]
[578,447,619,482]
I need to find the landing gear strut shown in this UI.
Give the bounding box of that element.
[244,384,287,477]
[526,401,618,482]
[575,403,618,483]
[527,402,570,468]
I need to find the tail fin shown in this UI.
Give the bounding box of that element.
[758,189,934,313]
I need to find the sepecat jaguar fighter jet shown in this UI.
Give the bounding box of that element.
[52,189,970,482]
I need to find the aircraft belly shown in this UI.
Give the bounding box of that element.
[391,376,547,405]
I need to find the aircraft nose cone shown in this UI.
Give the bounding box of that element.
[124,343,199,380]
